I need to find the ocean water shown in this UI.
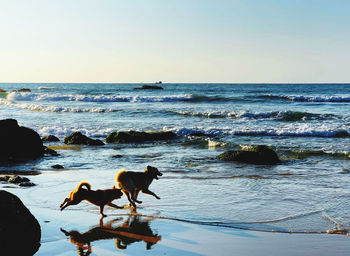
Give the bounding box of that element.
[1,83,350,234]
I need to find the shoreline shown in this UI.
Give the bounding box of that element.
[3,169,350,256]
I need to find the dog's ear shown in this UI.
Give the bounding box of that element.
[146,165,151,170]
[112,185,115,189]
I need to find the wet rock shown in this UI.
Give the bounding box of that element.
[43,146,59,156]
[13,88,31,92]
[217,145,280,164]
[51,164,64,169]
[42,135,60,142]
[0,190,41,255]
[133,85,163,90]
[106,131,177,143]
[19,182,36,187]
[0,119,45,162]
[111,155,123,158]
[0,89,6,93]
[8,175,30,184]
[64,132,104,146]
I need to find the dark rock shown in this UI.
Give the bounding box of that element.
[8,175,30,184]
[19,182,36,187]
[51,164,64,169]
[217,145,280,164]
[133,85,163,90]
[43,146,59,156]
[14,88,31,92]
[0,89,6,93]
[64,132,104,146]
[0,190,41,255]
[188,132,207,137]
[0,119,45,162]
[111,155,123,158]
[42,135,60,142]
[106,131,177,143]
[0,175,10,182]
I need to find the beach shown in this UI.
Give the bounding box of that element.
[0,83,349,255]
[3,170,350,256]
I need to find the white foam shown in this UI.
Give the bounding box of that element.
[0,99,117,113]
[163,126,350,138]
[38,126,115,138]
[6,91,193,103]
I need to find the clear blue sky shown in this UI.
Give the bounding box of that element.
[0,0,349,83]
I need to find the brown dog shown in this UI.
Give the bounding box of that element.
[115,166,163,207]
[60,181,123,217]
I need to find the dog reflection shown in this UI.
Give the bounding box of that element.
[61,215,161,255]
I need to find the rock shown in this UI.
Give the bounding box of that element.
[19,182,36,187]
[111,155,123,158]
[106,131,177,143]
[0,89,6,93]
[43,146,59,156]
[217,145,280,164]
[8,175,30,184]
[42,135,60,142]
[51,164,64,169]
[64,132,104,146]
[14,88,31,92]
[133,85,163,90]
[0,119,45,162]
[0,190,41,255]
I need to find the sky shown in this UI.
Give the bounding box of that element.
[0,0,349,83]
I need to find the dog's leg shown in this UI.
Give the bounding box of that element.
[100,205,107,217]
[107,202,123,209]
[60,199,82,211]
[130,189,142,204]
[141,189,160,199]
[60,198,70,209]
[134,190,140,201]
[124,192,136,207]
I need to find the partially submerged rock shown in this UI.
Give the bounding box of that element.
[0,175,36,187]
[51,164,64,169]
[0,190,41,255]
[0,89,6,93]
[133,85,163,90]
[13,88,31,92]
[106,131,177,143]
[42,135,60,142]
[64,132,104,146]
[0,119,45,162]
[217,145,280,164]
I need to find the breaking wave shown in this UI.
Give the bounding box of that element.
[171,110,339,121]
[6,92,194,103]
[0,99,118,113]
[164,126,350,138]
[260,94,350,103]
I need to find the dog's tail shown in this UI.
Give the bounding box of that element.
[69,181,91,200]
[115,169,126,189]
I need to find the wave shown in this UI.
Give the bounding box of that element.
[171,110,339,121]
[260,94,350,103]
[38,126,115,138]
[164,126,350,138]
[38,86,57,90]
[6,91,194,103]
[0,99,118,113]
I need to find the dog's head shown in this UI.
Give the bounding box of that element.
[146,166,163,180]
[112,186,123,198]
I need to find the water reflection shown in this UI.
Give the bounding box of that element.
[61,214,161,255]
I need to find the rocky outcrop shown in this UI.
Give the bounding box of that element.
[133,85,163,90]
[64,132,104,146]
[105,131,177,143]
[0,190,41,255]
[0,119,45,162]
[217,145,280,164]
[13,88,31,92]
[42,135,60,142]
[0,175,36,187]
[51,164,64,169]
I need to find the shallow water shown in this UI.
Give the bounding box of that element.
[0,83,350,234]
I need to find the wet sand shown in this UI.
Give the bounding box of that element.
[2,170,350,256]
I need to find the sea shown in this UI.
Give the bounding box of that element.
[0,83,349,234]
